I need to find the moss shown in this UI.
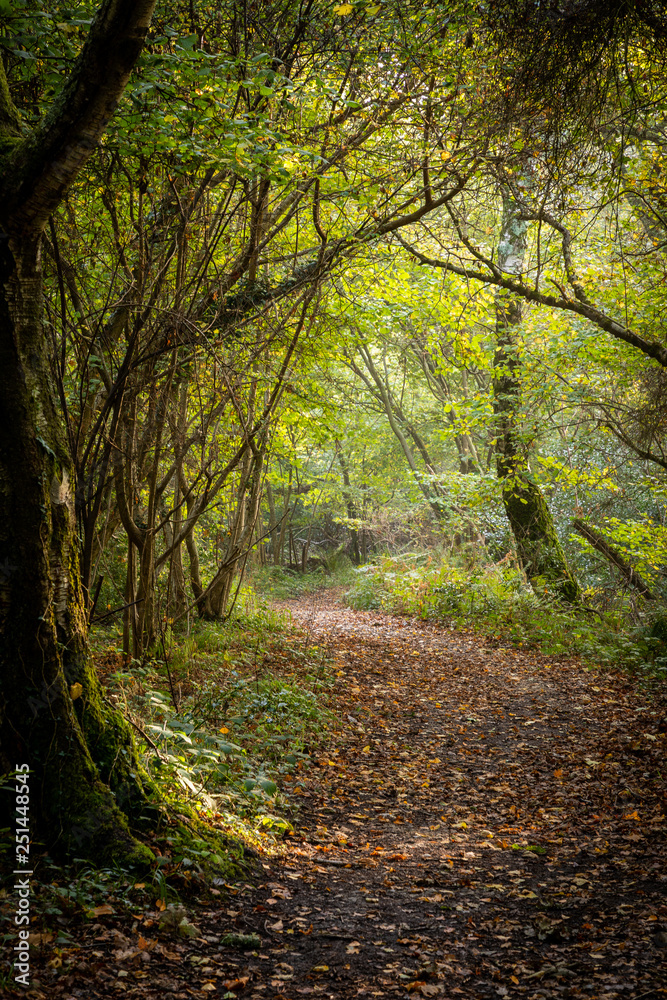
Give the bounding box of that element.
[503,477,581,603]
[70,652,156,819]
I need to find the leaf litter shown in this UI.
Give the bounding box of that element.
[10,591,667,999]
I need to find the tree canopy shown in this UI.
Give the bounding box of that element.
[2,0,667,864]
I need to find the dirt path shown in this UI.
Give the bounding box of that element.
[210,593,667,1000]
[18,593,667,999]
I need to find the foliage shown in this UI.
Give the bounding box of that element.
[345,552,667,683]
[92,585,337,851]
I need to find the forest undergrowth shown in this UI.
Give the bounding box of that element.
[344,554,667,686]
[2,574,666,999]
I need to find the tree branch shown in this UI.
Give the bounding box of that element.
[572,518,656,600]
[0,0,157,234]
[396,235,667,368]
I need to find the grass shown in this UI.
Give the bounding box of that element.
[344,552,667,683]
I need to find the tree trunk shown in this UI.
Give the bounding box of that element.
[0,0,158,864]
[336,440,361,565]
[572,518,656,600]
[494,191,580,602]
[0,235,153,864]
[200,445,266,618]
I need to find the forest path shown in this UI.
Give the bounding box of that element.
[213,591,667,1000]
[20,593,667,1000]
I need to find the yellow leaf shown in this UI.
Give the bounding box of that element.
[219,726,229,733]
[510,975,519,984]
[334,3,354,13]
[91,903,114,916]
[312,965,329,972]
[624,810,640,821]
[553,768,564,778]
[362,745,371,753]
[70,682,83,700]
[441,150,451,162]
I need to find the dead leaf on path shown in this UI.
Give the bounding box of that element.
[28,932,54,945]
[346,940,361,953]
[137,935,157,951]
[157,946,182,961]
[223,976,250,991]
[407,981,443,996]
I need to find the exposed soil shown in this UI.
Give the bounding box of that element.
[10,592,667,999]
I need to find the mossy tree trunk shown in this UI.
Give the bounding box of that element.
[494,191,580,602]
[0,0,157,865]
[336,440,362,565]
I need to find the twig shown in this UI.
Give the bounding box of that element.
[126,716,166,761]
[160,630,180,713]
[87,574,104,624]
[91,596,143,624]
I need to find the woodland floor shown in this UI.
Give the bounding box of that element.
[10,592,667,1000]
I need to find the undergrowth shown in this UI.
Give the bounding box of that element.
[345,553,667,683]
[0,584,338,937]
[246,550,356,600]
[90,586,337,866]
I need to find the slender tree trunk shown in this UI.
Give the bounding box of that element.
[266,482,280,564]
[123,536,136,661]
[336,440,361,565]
[201,445,266,617]
[494,191,580,602]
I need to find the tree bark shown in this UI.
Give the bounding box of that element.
[493,191,581,603]
[336,441,361,565]
[572,518,656,600]
[0,1,157,865]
